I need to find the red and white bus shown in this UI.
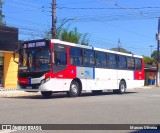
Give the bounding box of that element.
[14,39,144,98]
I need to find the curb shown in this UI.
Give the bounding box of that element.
[0,88,18,91]
[0,91,40,97]
[0,88,40,97]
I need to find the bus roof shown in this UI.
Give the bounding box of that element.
[51,39,143,58]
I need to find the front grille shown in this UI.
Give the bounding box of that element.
[18,71,49,78]
[19,83,40,89]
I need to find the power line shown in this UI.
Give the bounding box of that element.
[98,0,146,17]
[8,0,50,7]
[5,17,50,27]
[57,8,160,22]
[6,3,41,11]
[12,0,43,7]
[89,34,152,51]
[5,1,51,12]
[57,6,160,10]
[57,0,98,6]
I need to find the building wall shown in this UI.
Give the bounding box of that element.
[0,25,18,51]
[0,52,4,87]
[3,52,18,88]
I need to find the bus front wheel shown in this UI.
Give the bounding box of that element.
[41,91,52,98]
[68,80,80,97]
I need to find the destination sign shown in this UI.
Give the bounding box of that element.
[23,41,47,48]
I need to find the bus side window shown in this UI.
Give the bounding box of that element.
[108,53,117,69]
[76,48,83,66]
[84,49,95,67]
[96,52,107,68]
[135,58,142,70]
[118,55,127,69]
[70,47,83,66]
[55,52,60,65]
[52,44,67,73]
[54,52,66,66]
[127,57,135,70]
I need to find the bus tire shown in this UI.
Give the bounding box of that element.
[41,91,52,98]
[118,81,126,94]
[92,90,102,95]
[68,80,80,97]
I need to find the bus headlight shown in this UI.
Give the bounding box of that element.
[40,78,50,85]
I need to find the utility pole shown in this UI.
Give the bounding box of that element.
[149,45,154,57]
[118,39,121,52]
[156,17,160,86]
[52,0,56,38]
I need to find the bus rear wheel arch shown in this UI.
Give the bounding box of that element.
[68,79,82,97]
[113,80,126,94]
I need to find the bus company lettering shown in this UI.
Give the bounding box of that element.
[130,125,158,130]
[130,126,143,130]
[12,125,42,131]
[24,41,46,48]
[144,126,157,130]
[36,42,46,47]
[28,43,35,48]
[58,74,63,78]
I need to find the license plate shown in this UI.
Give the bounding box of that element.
[26,86,32,89]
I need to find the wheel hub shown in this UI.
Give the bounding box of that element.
[71,84,78,94]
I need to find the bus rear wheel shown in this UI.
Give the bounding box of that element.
[41,91,52,98]
[113,81,126,94]
[118,81,126,94]
[68,80,80,97]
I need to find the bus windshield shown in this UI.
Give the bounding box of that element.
[18,48,51,72]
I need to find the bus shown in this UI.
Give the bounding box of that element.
[14,39,144,98]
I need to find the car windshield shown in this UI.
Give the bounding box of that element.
[18,48,51,72]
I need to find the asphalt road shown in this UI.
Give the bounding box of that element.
[0,88,160,133]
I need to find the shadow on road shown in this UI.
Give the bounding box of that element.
[2,91,138,100]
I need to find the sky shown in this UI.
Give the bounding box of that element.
[2,0,160,56]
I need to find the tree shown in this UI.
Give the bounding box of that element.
[151,50,158,65]
[58,27,89,45]
[151,50,157,59]
[142,50,158,65]
[44,26,89,45]
[111,47,132,54]
[60,28,81,44]
[143,56,152,64]
[0,0,5,25]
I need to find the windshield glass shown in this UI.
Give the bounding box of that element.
[19,48,51,72]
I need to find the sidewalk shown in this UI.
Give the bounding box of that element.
[135,85,160,90]
[0,88,40,97]
[0,85,159,98]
